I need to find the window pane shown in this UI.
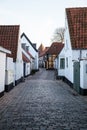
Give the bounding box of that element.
[60,58,65,69]
[66,57,68,68]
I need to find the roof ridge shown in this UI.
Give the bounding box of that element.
[0,25,20,61]
[21,32,38,52]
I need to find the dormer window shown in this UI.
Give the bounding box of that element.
[26,46,29,52]
[22,43,26,50]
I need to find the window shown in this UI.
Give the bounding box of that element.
[22,43,26,50]
[66,57,68,68]
[60,58,65,69]
[86,54,87,57]
[26,46,29,51]
[86,64,87,73]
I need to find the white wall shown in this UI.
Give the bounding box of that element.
[64,14,74,83]
[5,57,14,85]
[0,52,6,92]
[15,34,23,81]
[54,58,58,69]
[30,58,34,71]
[58,47,65,76]
[80,60,87,89]
[34,52,38,70]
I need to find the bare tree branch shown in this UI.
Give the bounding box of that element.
[51,27,65,43]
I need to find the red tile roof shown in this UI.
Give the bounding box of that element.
[27,51,34,59]
[0,25,20,61]
[39,47,49,57]
[46,42,64,55]
[22,53,31,63]
[66,7,87,49]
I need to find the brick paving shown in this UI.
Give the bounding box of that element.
[0,68,87,130]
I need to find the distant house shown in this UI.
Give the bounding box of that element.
[58,7,87,95]
[39,47,49,68]
[21,33,39,71]
[38,43,45,57]
[46,42,64,69]
[0,46,11,97]
[38,43,45,67]
[0,25,23,92]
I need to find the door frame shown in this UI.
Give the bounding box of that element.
[73,62,80,93]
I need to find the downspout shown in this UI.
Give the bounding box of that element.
[79,49,82,60]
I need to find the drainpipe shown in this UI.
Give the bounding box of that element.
[79,49,82,61]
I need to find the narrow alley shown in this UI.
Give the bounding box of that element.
[0,69,87,130]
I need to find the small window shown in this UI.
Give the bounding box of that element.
[26,46,29,51]
[66,57,68,68]
[86,64,87,73]
[60,58,65,69]
[22,43,26,50]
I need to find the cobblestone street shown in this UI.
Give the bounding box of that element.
[0,68,87,130]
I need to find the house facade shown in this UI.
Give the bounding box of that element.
[5,57,14,91]
[22,48,31,77]
[38,43,45,67]
[39,47,49,68]
[0,25,23,92]
[21,33,38,71]
[58,7,87,95]
[38,43,45,57]
[0,46,11,97]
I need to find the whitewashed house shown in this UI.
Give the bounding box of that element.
[57,47,65,79]
[0,46,11,97]
[58,7,87,95]
[5,57,14,91]
[45,42,64,69]
[0,25,23,91]
[22,48,31,77]
[21,33,39,72]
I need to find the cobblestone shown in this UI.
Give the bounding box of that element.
[0,68,87,130]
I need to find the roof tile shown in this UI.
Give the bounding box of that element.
[0,25,20,61]
[46,42,64,55]
[39,47,49,57]
[66,7,87,49]
[22,53,31,63]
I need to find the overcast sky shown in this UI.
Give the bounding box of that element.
[0,0,87,48]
